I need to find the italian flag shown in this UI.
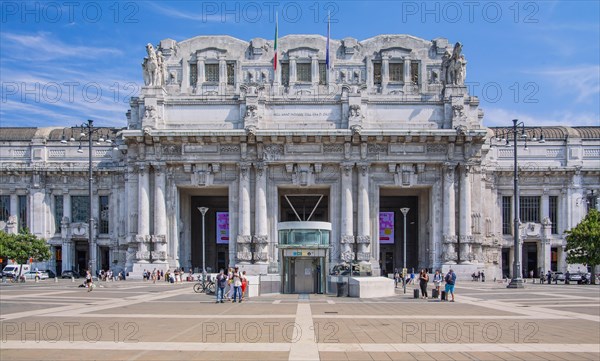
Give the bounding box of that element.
[274,12,278,70]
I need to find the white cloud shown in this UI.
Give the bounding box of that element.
[529,65,600,103]
[147,2,221,22]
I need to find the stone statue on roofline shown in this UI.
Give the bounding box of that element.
[142,43,165,87]
[442,42,467,86]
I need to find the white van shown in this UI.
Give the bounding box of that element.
[1,264,31,278]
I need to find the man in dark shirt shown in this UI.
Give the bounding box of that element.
[216,269,227,303]
[444,269,457,302]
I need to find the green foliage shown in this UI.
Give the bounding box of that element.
[0,230,51,265]
[565,209,600,268]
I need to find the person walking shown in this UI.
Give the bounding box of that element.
[226,267,234,300]
[241,271,248,301]
[216,269,226,303]
[232,267,242,303]
[547,270,553,285]
[444,269,457,302]
[85,270,93,292]
[393,269,400,289]
[433,270,442,298]
[419,269,429,299]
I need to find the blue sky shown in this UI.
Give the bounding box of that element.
[1,0,598,128]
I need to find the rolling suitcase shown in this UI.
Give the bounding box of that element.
[413,289,419,299]
[432,288,439,298]
[441,291,446,301]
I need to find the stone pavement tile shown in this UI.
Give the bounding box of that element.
[409,352,436,361]
[320,351,349,360]
[385,352,417,360]
[463,352,505,360]
[346,351,374,360]
[526,352,567,361]
[368,352,393,360]
[444,352,477,361]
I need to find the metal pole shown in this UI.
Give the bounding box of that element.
[88,119,96,276]
[400,207,410,293]
[508,119,524,288]
[198,207,209,282]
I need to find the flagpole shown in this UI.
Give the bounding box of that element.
[326,10,330,85]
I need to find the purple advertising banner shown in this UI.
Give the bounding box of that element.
[216,212,229,244]
[379,212,395,244]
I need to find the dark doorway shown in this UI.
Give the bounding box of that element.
[100,246,110,271]
[55,247,62,276]
[522,243,538,278]
[191,195,229,273]
[76,248,87,274]
[378,196,419,271]
[502,248,510,278]
[379,245,394,276]
[551,247,558,272]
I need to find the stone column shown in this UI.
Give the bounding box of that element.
[340,162,355,262]
[152,165,168,264]
[381,55,390,91]
[289,56,297,86]
[219,56,227,95]
[135,164,150,265]
[236,162,252,264]
[197,58,205,84]
[253,162,268,264]
[181,58,190,92]
[8,194,18,234]
[356,163,371,263]
[459,165,472,264]
[62,240,73,272]
[442,163,457,264]
[311,55,319,85]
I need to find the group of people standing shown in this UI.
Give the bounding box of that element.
[394,268,457,302]
[215,267,248,303]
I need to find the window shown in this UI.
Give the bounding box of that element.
[99,196,109,234]
[226,62,235,85]
[296,63,311,82]
[319,63,327,85]
[189,63,197,85]
[389,62,404,82]
[502,196,512,235]
[373,62,382,85]
[410,61,420,84]
[588,195,598,214]
[205,63,219,82]
[54,195,63,233]
[281,63,289,86]
[549,196,558,234]
[0,195,9,222]
[18,195,27,231]
[519,196,540,223]
[71,196,89,223]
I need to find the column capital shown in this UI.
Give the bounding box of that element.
[357,162,370,176]
[340,162,354,176]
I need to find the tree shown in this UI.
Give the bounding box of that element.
[0,230,51,278]
[565,209,600,284]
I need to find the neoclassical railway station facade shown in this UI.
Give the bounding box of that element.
[1,34,598,292]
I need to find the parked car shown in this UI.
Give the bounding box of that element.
[567,272,583,283]
[23,271,49,280]
[43,270,57,278]
[1,264,31,278]
[61,270,81,279]
[552,272,565,283]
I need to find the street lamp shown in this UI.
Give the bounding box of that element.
[400,207,410,293]
[493,119,545,289]
[198,207,209,282]
[67,120,117,276]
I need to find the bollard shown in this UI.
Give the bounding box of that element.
[2,276,6,283]
[55,277,58,283]
[35,276,39,283]
[71,276,75,282]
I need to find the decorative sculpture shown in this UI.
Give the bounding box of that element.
[142,43,165,87]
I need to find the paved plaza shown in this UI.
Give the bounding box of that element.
[1,279,599,361]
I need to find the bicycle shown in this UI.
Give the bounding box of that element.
[193,275,216,294]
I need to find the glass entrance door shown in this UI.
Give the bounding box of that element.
[293,258,315,293]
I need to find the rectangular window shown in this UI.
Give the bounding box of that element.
[319,63,327,85]
[189,63,197,85]
[549,196,558,234]
[99,195,109,234]
[588,195,598,214]
[71,196,89,223]
[389,62,404,82]
[205,63,219,82]
[373,62,382,85]
[502,196,512,235]
[410,61,420,84]
[296,63,311,82]
[281,63,289,86]
[18,195,27,231]
[226,62,235,85]
[54,195,64,233]
[519,196,540,223]
[0,195,9,222]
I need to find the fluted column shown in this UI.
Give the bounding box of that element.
[340,162,355,262]
[442,163,457,264]
[153,164,168,264]
[236,162,252,264]
[381,55,390,91]
[253,162,269,264]
[459,165,472,264]
[136,164,150,263]
[357,163,371,263]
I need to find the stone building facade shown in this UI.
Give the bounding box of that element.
[1,34,598,291]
